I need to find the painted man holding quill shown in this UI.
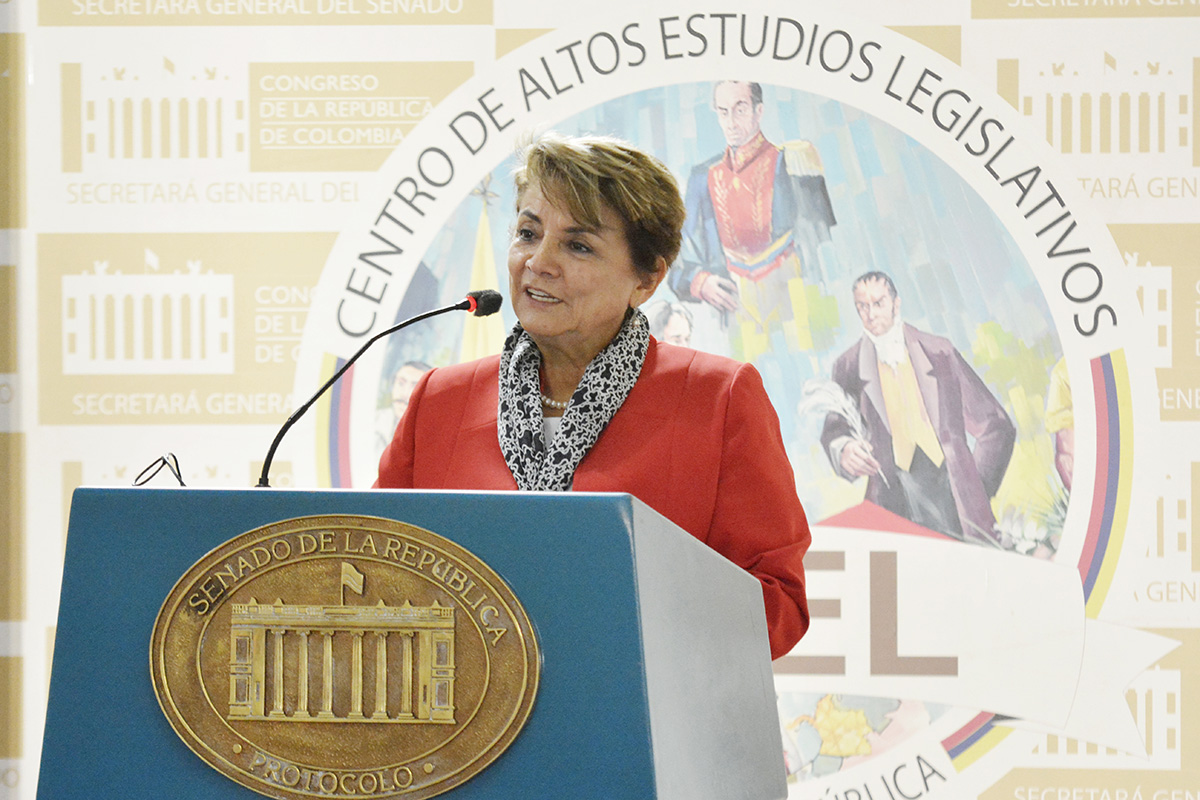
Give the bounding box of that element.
[819,271,1015,546]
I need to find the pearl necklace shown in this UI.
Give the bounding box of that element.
[540,392,569,410]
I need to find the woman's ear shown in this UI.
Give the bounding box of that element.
[632,256,668,307]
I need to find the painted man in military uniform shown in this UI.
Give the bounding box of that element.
[669,80,836,361]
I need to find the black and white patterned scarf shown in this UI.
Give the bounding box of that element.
[498,309,649,491]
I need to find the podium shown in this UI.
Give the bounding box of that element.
[39,488,786,800]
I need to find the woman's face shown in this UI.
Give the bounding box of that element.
[508,183,663,364]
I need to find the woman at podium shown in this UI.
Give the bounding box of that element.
[376,133,810,659]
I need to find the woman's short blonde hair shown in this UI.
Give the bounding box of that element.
[513,132,686,277]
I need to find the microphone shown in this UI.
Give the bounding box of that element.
[469,289,503,316]
[256,289,503,488]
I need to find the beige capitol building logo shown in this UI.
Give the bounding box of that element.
[62,253,234,376]
[150,514,540,800]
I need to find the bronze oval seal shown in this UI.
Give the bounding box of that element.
[150,514,540,799]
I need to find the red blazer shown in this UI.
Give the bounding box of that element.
[376,338,811,658]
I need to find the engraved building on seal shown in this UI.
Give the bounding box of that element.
[227,596,456,724]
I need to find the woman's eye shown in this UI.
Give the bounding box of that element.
[515,227,535,241]
[568,240,592,254]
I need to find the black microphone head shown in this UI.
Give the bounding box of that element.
[467,289,503,317]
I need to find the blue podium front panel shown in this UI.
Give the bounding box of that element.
[39,488,657,799]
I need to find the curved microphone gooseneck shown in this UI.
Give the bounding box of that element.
[256,289,503,488]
